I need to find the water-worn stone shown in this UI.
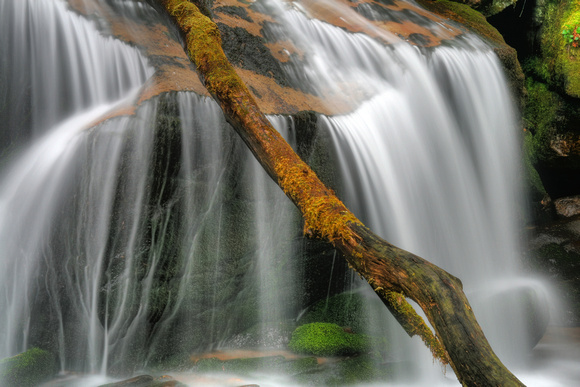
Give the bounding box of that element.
[555,196,580,217]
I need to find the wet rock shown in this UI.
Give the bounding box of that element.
[0,348,56,387]
[555,196,580,217]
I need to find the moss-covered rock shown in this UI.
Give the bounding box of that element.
[522,74,580,200]
[0,348,55,387]
[288,322,370,357]
[531,0,580,98]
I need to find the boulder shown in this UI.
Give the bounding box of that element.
[0,348,55,387]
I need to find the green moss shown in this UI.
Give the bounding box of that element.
[522,74,580,171]
[560,3,580,96]
[288,323,370,357]
[0,348,55,387]
[534,0,580,97]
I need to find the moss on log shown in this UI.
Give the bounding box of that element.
[155,0,525,385]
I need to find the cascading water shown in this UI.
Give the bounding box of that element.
[1,0,306,378]
[0,0,572,386]
[0,0,151,147]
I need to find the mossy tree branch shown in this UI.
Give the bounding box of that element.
[154,0,525,385]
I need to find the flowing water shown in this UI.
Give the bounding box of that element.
[0,0,574,385]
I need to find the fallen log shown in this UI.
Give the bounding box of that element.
[153,0,525,385]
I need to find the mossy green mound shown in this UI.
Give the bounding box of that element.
[0,348,55,387]
[530,0,580,98]
[288,322,370,357]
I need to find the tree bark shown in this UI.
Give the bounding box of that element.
[154,0,525,385]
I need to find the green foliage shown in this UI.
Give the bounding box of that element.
[0,348,55,387]
[562,3,580,48]
[536,0,580,97]
[561,24,580,47]
[288,323,370,356]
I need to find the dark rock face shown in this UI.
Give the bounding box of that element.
[216,23,292,89]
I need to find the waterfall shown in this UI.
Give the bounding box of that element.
[260,0,537,365]
[0,0,151,147]
[0,0,562,385]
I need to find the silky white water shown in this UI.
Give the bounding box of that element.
[0,0,573,386]
[255,0,554,383]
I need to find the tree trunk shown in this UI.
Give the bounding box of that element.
[154,0,526,385]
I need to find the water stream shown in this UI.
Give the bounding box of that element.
[0,0,575,386]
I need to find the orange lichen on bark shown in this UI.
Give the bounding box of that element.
[274,156,362,245]
[161,0,363,248]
